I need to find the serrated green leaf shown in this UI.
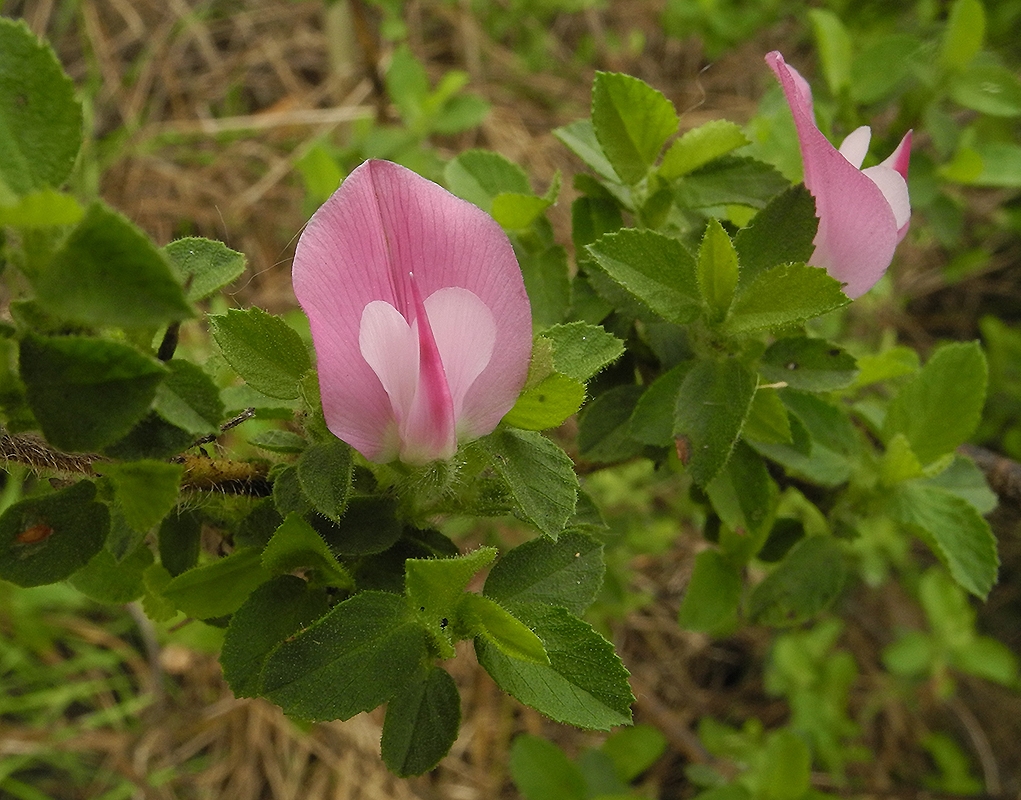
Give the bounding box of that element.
[928,456,998,514]
[311,495,402,555]
[382,666,461,777]
[249,429,307,453]
[295,438,352,523]
[493,192,553,230]
[221,575,330,697]
[889,482,998,599]
[591,72,678,185]
[760,337,858,391]
[659,120,749,179]
[158,509,202,577]
[675,156,788,209]
[884,341,987,465]
[20,334,168,452]
[519,244,570,327]
[941,0,985,71]
[163,237,247,302]
[734,184,818,286]
[540,321,624,383]
[571,195,623,253]
[510,734,588,800]
[262,590,429,721]
[262,513,353,589]
[578,385,645,463]
[480,428,578,538]
[476,604,633,729]
[741,387,792,445]
[162,547,272,619]
[0,481,109,587]
[677,549,741,634]
[34,203,193,329]
[68,538,153,604]
[484,530,604,616]
[726,263,849,333]
[406,546,497,633]
[585,229,701,325]
[96,460,183,533]
[153,359,224,436]
[697,218,739,320]
[444,149,530,212]
[629,362,692,446]
[210,307,311,399]
[460,593,549,664]
[707,442,777,562]
[748,536,846,626]
[0,19,82,197]
[554,119,621,184]
[504,372,586,430]
[0,189,82,227]
[674,358,757,486]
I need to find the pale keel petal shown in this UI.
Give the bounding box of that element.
[359,300,419,427]
[838,126,872,169]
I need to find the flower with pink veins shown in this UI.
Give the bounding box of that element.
[292,159,532,466]
[765,51,912,299]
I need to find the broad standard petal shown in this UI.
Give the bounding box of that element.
[765,51,907,299]
[292,159,531,462]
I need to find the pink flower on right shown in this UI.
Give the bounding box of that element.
[765,51,912,298]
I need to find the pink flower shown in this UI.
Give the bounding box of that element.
[765,51,912,298]
[293,160,532,465]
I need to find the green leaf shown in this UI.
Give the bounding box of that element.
[381,666,461,777]
[734,184,818,286]
[209,307,311,399]
[674,358,758,486]
[510,735,588,800]
[444,149,530,212]
[459,593,549,664]
[249,429,307,454]
[518,244,571,327]
[883,341,987,465]
[808,9,853,96]
[585,229,701,325]
[741,387,792,445]
[760,337,858,391]
[34,203,194,329]
[312,495,402,555]
[928,456,998,514]
[476,604,633,729]
[296,438,353,523]
[554,119,621,183]
[675,157,788,209]
[540,321,624,383]
[630,362,692,446]
[158,509,202,577]
[707,441,777,562]
[262,513,353,589]
[0,19,82,197]
[504,372,586,430]
[406,547,497,640]
[68,538,153,604]
[572,195,623,252]
[385,44,429,126]
[941,0,986,71]
[163,237,247,302]
[493,192,553,230]
[601,725,668,783]
[578,385,646,463]
[659,120,750,179]
[96,460,183,533]
[0,189,82,227]
[748,536,846,626]
[162,547,272,619]
[697,219,739,320]
[262,590,429,721]
[153,360,224,436]
[760,729,812,800]
[480,428,578,538]
[725,263,849,333]
[483,530,604,617]
[0,481,109,587]
[591,72,678,185]
[950,64,1021,117]
[221,575,330,697]
[889,482,998,598]
[677,549,741,634]
[20,334,168,452]
[852,34,925,104]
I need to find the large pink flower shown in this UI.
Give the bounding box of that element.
[293,160,532,465]
[766,51,912,299]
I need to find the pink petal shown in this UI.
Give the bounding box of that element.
[765,52,912,299]
[292,159,532,463]
[838,127,872,169]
